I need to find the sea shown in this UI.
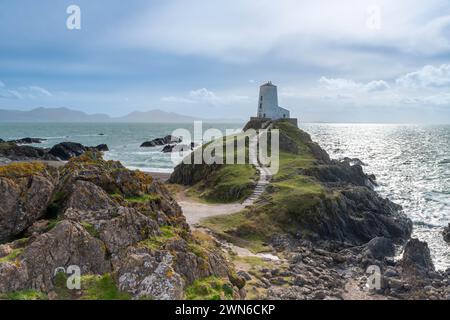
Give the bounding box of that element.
[0,122,449,270]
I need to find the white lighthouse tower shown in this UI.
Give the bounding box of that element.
[257,82,290,120]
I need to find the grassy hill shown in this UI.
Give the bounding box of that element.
[171,119,412,252]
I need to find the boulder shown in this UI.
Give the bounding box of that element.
[399,239,435,277]
[0,163,57,242]
[140,135,182,148]
[443,224,450,243]
[0,142,58,161]
[8,137,46,144]
[48,142,109,160]
[115,248,184,300]
[365,237,396,260]
[48,142,86,160]
[25,220,110,292]
[95,144,109,152]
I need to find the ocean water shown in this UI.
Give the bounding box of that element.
[0,122,449,269]
[303,123,450,270]
[0,122,243,173]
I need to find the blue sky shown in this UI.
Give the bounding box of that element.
[1,0,450,122]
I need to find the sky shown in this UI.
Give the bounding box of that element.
[1,0,450,123]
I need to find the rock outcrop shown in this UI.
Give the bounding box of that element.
[0,152,240,299]
[8,138,46,144]
[0,142,58,161]
[0,163,58,242]
[140,135,182,148]
[443,224,450,243]
[48,142,109,160]
[0,141,108,162]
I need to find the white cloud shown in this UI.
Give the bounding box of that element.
[396,64,450,88]
[28,86,52,97]
[162,88,249,106]
[189,88,219,103]
[319,77,390,92]
[0,81,52,100]
[118,0,450,66]
[401,93,450,105]
[365,80,390,92]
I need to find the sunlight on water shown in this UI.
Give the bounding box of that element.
[303,123,450,270]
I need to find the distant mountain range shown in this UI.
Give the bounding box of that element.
[0,107,244,123]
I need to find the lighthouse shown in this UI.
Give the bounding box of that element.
[257,82,290,120]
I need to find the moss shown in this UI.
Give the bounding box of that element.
[184,277,234,300]
[53,272,131,300]
[125,193,161,203]
[81,222,100,238]
[139,225,179,250]
[0,290,48,300]
[80,274,131,300]
[0,248,24,263]
[45,218,63,232]
[0,162,47,178]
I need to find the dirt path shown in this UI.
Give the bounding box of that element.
[176,189,245,225]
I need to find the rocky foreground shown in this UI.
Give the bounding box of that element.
[0,152,244,300]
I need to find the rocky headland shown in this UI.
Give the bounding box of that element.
[170,119,450,300]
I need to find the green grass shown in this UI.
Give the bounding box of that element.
[188,164,257,203]
[124,194,161,203]
[201,212,273,254]
[80,274,131,300]
[184,277,234,300]
[0,290,47,300]
[81,222,100,238]
[53,272,130,300]
[0,248,23,263]
[139,225,179,250]
[175,131,258,204]
[200,120,331,252]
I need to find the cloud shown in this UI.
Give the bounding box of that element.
[119,0,450,66]
[401,93,450,105]
[27,86,52,97]
[0,81,52,100]
[396,64,450,88]
[162,88,249,106]
[319,77,390,92]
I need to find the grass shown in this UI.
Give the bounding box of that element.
[199,120,331,252]
[0,290,47,300]
[0,162,47,178]
[80,274,131,300]
[53,272,131,300]
[81,222,100,238]
[124,193,161,203]
[0,248,23,263]
[138,225,179,250]
[184,277,234,300]
[200,211,273,254]
[187,164,257,203]
[173,131,258,204]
